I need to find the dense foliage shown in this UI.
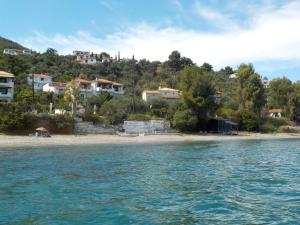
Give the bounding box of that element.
[1,36,300,133]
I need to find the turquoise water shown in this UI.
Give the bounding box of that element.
[1,140,300,224]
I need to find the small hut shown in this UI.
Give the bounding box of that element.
[207,118,238,134]
[35,127,51,137]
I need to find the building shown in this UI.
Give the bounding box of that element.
[76,79,94,101]
[73,50,97,64]
[27,74,52,91]
[91,78,124,95]
[207,118,238,134]
[142,90,160,101]
[0,71,14,103]
[142,87,180,102]
[3,48,32,56]
[261,77,270,88]
[43,82,66,94]
[267,109,283,118]
[123,120,171,134]
[158,87,179,99]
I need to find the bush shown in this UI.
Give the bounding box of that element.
[238,110,259,131]
[100,99,128,125]
[172,109,198,132]
[258,117,290,133]
[277,126,300,133]
[259,123,277,133]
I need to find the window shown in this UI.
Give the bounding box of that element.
[41,78,44,81]
[0,78,8,83]
[0,88,8,94]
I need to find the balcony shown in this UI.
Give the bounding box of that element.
[80,88,93,92]
[0,92,13,98]
[0,81,14,87]
[95,87,124,95]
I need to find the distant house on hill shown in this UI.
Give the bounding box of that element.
[0,71,14,103]
[27,73,52,91]
[142,87,179,102]
[73,50,97,64]
[3,48,31,56]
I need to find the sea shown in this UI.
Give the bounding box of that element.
[1,140,300,224]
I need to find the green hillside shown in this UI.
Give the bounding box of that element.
[0,36,27,52]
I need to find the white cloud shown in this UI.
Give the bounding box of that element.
[22,1,300,73]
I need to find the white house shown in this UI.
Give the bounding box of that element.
[27,74,52,91]
[91,78,124,95]
[158,87,179,99]
[142,87,179,102]
[142,90,160,101]
[261,77,269,88]
[0,71,14,103]
[3,48,32,56]
[73,51,97,64]
[43,82,66,94]
[267,109,283,118]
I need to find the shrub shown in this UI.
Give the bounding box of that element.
[277,126,300,133]
[172,109,198,132]
[238,110,259,131]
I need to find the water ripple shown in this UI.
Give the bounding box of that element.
[1,140,300,224]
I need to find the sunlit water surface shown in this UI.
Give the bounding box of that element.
[1,140,300,224]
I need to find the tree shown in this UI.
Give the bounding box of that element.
[100,97,130,125]
[236,64,265,114]
[173,66,217,131]
[267,77,294,110]
[287,82,300,122]
[200,63,213,72]
[173,109,198,132]
[87,92,112,113]
[239,110,259,131]
[64,80,80,115]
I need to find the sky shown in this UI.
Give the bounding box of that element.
[1,0,300,81]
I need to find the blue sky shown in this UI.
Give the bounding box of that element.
[1,0,300,81]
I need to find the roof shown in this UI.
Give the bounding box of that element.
[268,109,283,113]
[76,78,92,84]
[112,82,123,86]
[0,71,14,78]
[49,82,66,88]
[96,78,113,84]
[143,90,160,94]
[159,87,179,92]
[28,73,51,78]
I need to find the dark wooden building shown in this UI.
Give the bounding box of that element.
[207,118,238,134]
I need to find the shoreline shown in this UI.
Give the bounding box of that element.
[0,133,300,148]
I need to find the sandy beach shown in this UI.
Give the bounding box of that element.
[0,133,300,148]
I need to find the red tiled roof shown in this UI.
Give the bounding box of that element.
[96,78,113,84]
[268,109,283,113]
[49,82,66,88]
[143,90,160,94]
[76,78,92,84]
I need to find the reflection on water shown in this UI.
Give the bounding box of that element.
[1,140,300,224]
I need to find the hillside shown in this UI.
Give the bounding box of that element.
[0,36,27,52]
